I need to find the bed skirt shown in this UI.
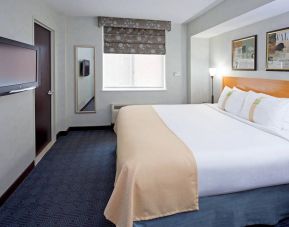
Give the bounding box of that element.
[134,184,289,227]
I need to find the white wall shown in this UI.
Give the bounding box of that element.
[0,0,66,196]
[190,38,210,103]
[66,17,188,126]
[210,11,289,99]
[76,47,95,111]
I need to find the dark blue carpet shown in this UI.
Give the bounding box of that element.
[0,130,116,227]
[0,129,289,227]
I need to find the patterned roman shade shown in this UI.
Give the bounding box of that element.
[98,17,171,55]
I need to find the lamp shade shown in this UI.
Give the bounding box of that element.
[209,68,217,77]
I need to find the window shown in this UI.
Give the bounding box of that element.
[98,17,170,91]
[103,54,165,91]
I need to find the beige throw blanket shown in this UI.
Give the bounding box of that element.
[104,105,198,227]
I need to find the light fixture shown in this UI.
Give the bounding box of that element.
[209,68,216,104]
[209,68,217,77]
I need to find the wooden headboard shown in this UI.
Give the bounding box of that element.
[223,76,289,98]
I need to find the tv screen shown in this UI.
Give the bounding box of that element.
[80,60,90,77]
[0,37,38,95]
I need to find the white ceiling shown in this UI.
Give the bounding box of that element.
[43,0,223,23]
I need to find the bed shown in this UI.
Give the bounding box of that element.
[105,77,289,227]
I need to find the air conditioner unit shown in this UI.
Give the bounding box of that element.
[111,104,129,124]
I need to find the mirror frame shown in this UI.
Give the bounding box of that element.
[74,45,96,114]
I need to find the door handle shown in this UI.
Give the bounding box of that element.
[48,90,54,95]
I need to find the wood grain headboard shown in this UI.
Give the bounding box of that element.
[223,76,289,98]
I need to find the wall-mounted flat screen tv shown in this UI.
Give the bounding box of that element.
[80,60,90,77]
[0,36,39,96]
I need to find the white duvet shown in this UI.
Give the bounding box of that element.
[153,104,289,197]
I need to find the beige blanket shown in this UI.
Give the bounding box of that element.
[104,105,198,227]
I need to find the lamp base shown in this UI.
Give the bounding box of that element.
[211,75,214,104]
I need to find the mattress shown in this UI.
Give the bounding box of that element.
[153,104,289,197]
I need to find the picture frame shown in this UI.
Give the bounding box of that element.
[232,35,257,71]
[266,27,289,71]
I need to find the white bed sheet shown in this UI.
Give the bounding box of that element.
[153,104,289,197]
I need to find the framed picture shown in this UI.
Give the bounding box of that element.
[266,27,289,71]
[232,35,257,71]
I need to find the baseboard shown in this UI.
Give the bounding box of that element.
[69,125,113,131]
[56,125,113,140]
[35,140,56,165]
[56,130,69,139]
[0,161,35,207]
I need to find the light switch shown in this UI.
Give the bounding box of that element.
[173,72,181,77]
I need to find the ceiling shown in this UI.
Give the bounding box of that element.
[43,0,223,23]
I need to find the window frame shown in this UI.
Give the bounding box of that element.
[102,54,167,91]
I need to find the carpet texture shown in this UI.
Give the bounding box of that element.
[0,129,289,227]
[0,130,116,227]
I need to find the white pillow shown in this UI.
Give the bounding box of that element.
[252,97,289,130]
[233,87,244,92]
[239,91,268,119]
[225,89,248,115]
[218,86,232,109]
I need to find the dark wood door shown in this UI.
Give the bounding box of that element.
[34,23,51,155]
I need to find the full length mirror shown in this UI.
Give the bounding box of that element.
[75,46,96,113]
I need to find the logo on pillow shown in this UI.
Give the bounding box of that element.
[248,97,265,122]
[222,91,233,110]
